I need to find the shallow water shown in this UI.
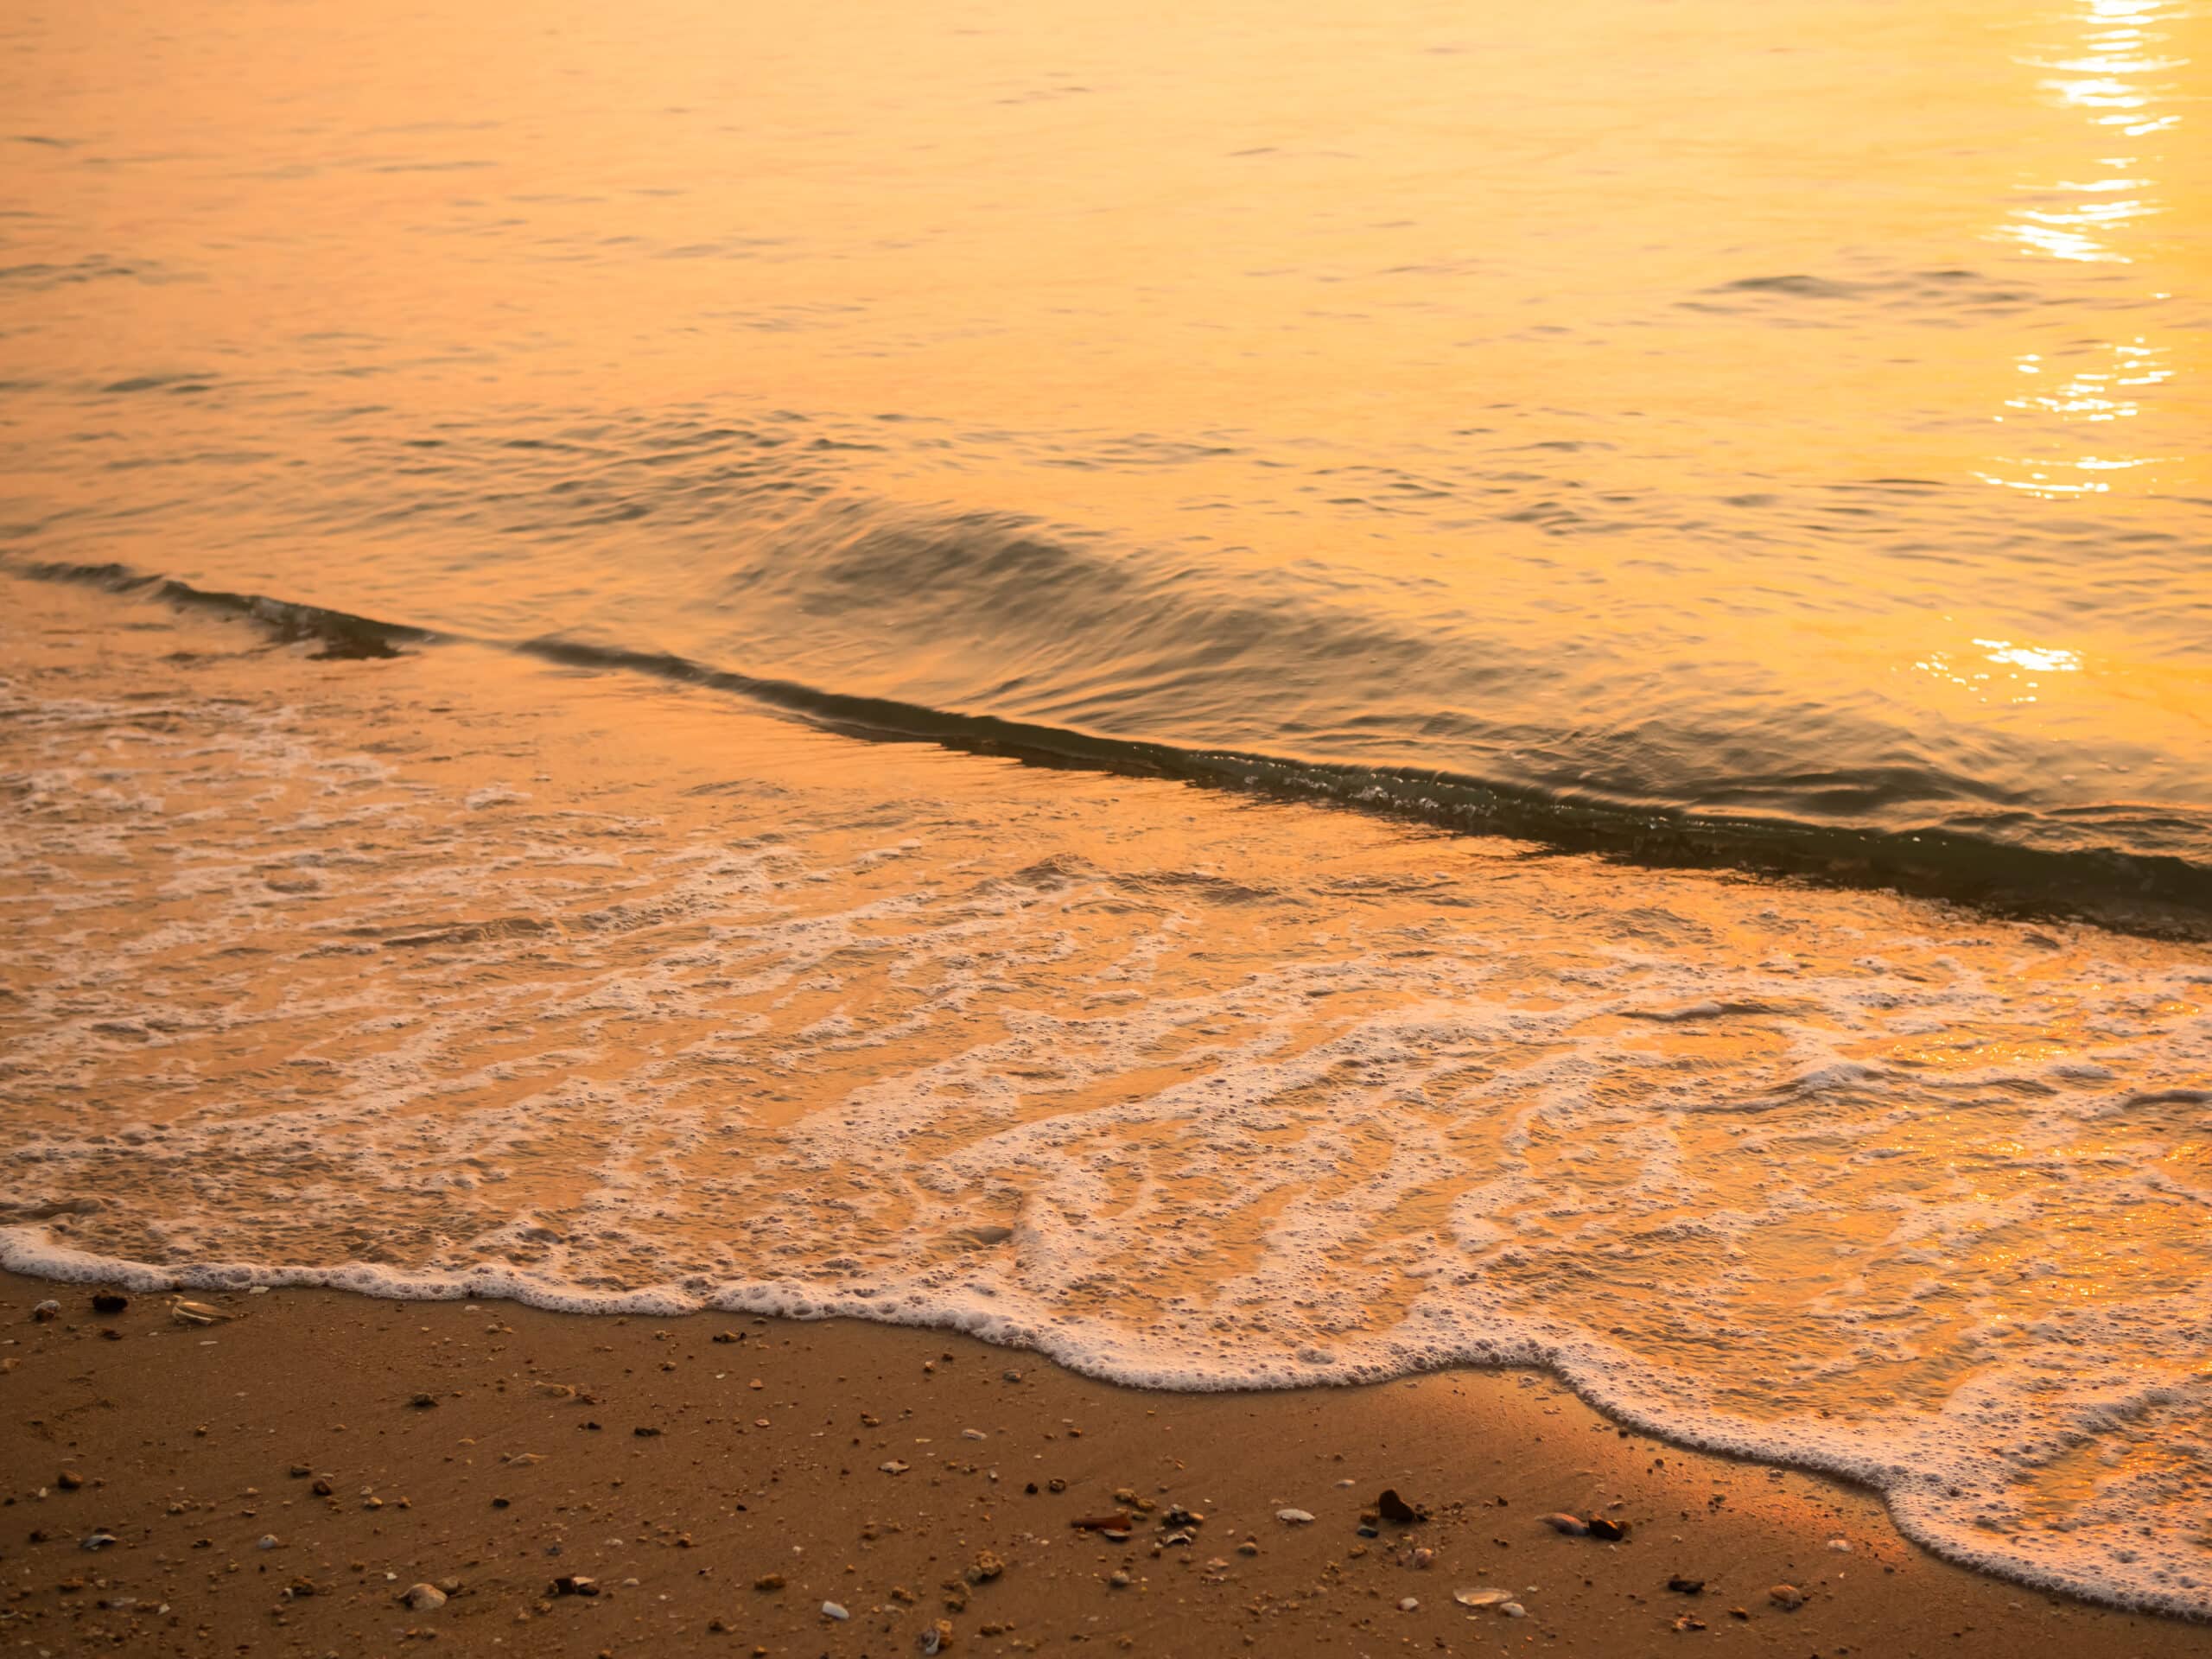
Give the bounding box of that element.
[3,0,2208,919]
[2,0,2209,1620]
[5,579,2210,1616]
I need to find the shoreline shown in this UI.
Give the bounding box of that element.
[2,1269,2202,1657]
[12,1230,2212,1628]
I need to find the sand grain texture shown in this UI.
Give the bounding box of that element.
[0,1274,2202,1657]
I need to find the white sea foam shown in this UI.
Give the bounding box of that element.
[3,668,2210,1618]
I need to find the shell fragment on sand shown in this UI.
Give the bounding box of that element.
[1453,1587,1512,1609]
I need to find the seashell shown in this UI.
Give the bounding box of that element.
[1453,1587,1511,1608]
[821,1601,849,1620]
[1769,1583,1806,1610]
[1538,1512,1587,1535]
[880,1460,910,1474]
[1502,1602,1527,1618]
[1275,1508,1315,1524]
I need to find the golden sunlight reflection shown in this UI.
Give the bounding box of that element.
[1983,0,2193,498]
[1915,636,2085,703]
[1997,0,2181,264]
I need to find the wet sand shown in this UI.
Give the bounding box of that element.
[1,1272,2202,1658]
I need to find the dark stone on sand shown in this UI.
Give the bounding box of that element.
[492,1497,511,1509]
[55,1471,81,1491]
[550,1575,600,1597]
[311,1479,334,1497]
[409,1393,437,1409]
[1072,1513,1133,1532]
[1668,1576,1706,1594]
[91,1293,129,1314]
[1376,1488,1427,1524]
[1587,1516,1630,1541]
[633,1426,661,1437]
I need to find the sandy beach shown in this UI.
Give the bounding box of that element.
[2,1270,2202,1658]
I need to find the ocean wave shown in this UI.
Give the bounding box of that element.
[12,554,2211,938]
